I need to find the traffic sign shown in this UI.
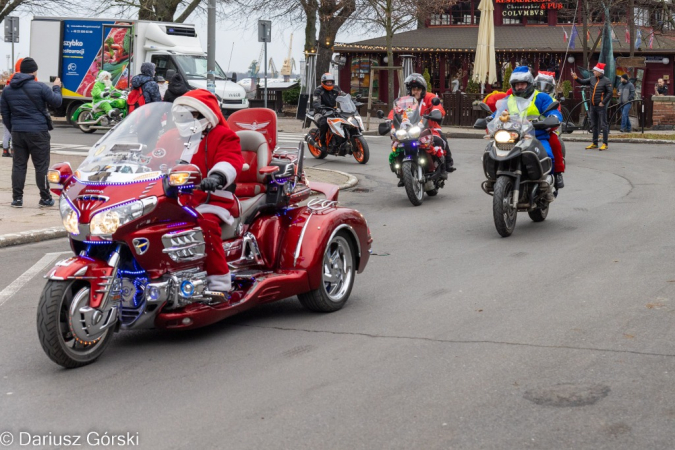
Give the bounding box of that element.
[4,16,19,43]
[258,20,271,43]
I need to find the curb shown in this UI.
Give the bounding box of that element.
[305,167,359,190]
[560,136,674,144]
[0,227,67,248]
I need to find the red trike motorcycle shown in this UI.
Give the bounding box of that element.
[39,103,371,368]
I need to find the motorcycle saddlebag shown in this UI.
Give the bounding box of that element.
[482,147,497,180]
[521,140,552,180]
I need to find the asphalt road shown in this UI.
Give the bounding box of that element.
[1,133,675,449]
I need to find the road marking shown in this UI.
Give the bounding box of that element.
[0,251,71,308]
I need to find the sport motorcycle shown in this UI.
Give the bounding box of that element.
[40,102,372,368]
[474,100,561,237]
[305,94,370,164]
[377,96,447,206]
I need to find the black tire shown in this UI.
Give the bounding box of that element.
[66,101,83,126]
[426,189,438,196]
[78,111,97,134]
[493,176,518,237]
[352,135,370,164]
[37,281,114,368]
[298,231,356,312]
[528,205,549,222]
[307,129,327,159]
[402,160,424,206]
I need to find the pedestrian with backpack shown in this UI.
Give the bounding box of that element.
[128,62,161,112]
[0,57,62,208]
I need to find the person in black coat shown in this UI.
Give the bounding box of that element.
[163,73,192,103]
[0,57,62,208]
[312,73,344,149]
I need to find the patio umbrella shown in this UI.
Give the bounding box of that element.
[472,0,497,93]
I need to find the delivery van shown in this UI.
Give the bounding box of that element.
[29,17,248,121]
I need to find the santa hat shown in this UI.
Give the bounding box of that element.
[592,62,606,74]
[173,89,227,128]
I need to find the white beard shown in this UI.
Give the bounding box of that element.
[103,79,112,88]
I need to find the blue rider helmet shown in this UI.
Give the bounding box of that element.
[510,66,535,98]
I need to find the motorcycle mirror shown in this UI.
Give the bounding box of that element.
[479,102,493,113]
[431,97,441,106]
[543,101,560,113]
[427,109,443,122]
[168,164,202,187]
[376,110,384,119]
[165,69,176,81]
[378,122,391,136]
[474,118,488,129]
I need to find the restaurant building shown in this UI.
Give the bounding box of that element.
[333,0,675,108]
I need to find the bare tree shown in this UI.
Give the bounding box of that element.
[0,0,70,24]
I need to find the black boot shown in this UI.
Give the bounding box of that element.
[439,157,448,180]
[397,177,404,187]
[555,173,565,189]
[446,156,456,173]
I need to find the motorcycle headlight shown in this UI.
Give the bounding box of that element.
[408,126,421,139]
[395,129,408,140]
[90,197,157,236]
[59,196,80,235]
[494,130,512,143]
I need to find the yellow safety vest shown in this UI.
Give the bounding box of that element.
[507,90,542,120]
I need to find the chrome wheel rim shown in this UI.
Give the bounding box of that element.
[58,287,110,356]
[322,236,354,302]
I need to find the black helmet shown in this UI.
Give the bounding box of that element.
[509,66,535,98]
[404,73,427,97]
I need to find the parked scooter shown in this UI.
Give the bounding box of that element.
[305,93,370,164]
[474,100,561,237]
[40,103,371,368]
[71,90,129,134]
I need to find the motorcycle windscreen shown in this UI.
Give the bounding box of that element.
[336,94,357,114]
[393,96,420,124]
[76,102,204,183]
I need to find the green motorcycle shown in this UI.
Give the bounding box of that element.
[71,91,128,134]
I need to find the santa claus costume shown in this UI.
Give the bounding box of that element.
[172,89,245,292]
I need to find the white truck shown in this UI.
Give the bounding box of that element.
[30,17,248,121]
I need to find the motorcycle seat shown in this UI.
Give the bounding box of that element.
[234,130,272,198]
[220,194,267,240]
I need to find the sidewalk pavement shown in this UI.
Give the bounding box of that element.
[277,116,673,143]
[0,150,357,248]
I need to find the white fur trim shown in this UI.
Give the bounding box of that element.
[211,189,234,200]
[592,65,605,74]
[207,274,231,292]
[209,162,237,188]
[174,95,219,128]
[195,204,234,225]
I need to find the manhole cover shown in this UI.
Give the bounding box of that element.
[523,383,610,407]
[350,188,371,193]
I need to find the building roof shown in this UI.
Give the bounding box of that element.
[334,25,675,53]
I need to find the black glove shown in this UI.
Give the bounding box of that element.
[200,173,225,192]
[102,90,110,98]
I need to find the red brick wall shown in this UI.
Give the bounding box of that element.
[652,96,675,126]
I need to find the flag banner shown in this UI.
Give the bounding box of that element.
[564,30,568,43]
[625,27,630,44]
[570,24,578,49]
[635,29,642,48]
[648,28,654,49]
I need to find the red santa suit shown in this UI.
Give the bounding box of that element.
[173,90,245,292]
[388,92,445,137]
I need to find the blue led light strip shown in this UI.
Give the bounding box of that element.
[73,175,163,187]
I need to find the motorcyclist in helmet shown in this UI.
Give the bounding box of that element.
[388,73,454,186]
[534,71,565,188]
[492,66,562,201]
[312,73,344,150]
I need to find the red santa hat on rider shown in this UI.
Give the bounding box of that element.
[592,62,606,74]
[173,88,227,129]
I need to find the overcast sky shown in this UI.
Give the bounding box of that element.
[4,12,383,75]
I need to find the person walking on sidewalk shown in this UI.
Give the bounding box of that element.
[571,63,613,151]
[0,57,62,208]
[617,74,635,133]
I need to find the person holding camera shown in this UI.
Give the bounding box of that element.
[0,57,62,208]
[571,63,612,151]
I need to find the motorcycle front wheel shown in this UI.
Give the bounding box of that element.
[351,136,369,164]
[78,111,97,134]
[528,205,549,222]
[493,176,518,237]
[298,231,356,312]
[402,160,424,206]
[37,281,114,368]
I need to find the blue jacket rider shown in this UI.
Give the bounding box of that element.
[492,66,562,166]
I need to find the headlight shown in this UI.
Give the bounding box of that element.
[494,130,512,143]
[408,126,421,139]
[90,197,157,236]
[395,129,408,140]
[59,196,79,235]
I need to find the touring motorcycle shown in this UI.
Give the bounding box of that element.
[40,102,371,368]
[377,96,447,206]
[305,93,370,164]
[474,100,561,237]
[71,90,129,134]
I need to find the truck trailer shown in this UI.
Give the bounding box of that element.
[30,17,248,121]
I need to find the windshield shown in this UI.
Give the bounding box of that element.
[337,94,357,114]
[174,55,228,80]
[76,102,204,183]
[392,96,421,128]
[488,98,534,137]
